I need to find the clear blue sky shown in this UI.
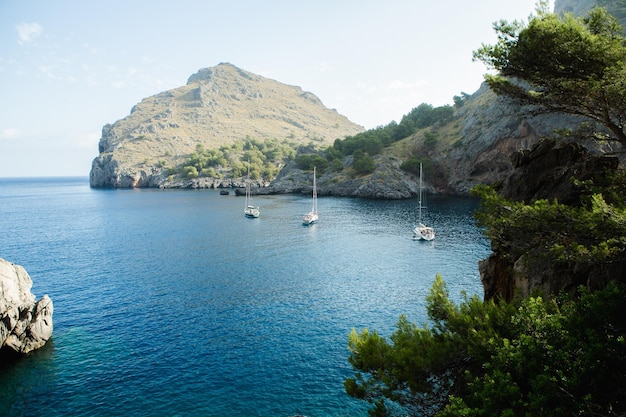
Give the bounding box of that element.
[0,0,547,177]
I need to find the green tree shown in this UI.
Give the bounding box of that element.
[346,276,626,417]
[295,154,328,173]
[352,150,376,175]
[473,4,626,145]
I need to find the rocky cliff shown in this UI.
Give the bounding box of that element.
[478,139,623,301]
[0,258,53,357]
[258,83,610,199]
[89,2,625,197]
[90,63,364,188]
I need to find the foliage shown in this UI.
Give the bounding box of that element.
[441,282,626,417]
[352,150,376,175]
[346,276,626,416]
[473,3,626,145]
[175,138,297,180]
[470,184,626,267]
[295,153,328,173]
[400,158,432,177]
[333,103,455,158]
[453,92,471,108]
[423,132,438,149]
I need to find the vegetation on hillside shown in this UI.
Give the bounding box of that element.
[173,137,297,180]
[345,4,626,416]
[172,100,458,182]
[292,103,457,178]
[170,102,457,181]
[331,103,454,159]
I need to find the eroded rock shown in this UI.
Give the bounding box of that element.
[0,258,53,355]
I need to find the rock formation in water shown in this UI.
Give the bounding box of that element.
[89,62,364,188]
[0,258,53,356]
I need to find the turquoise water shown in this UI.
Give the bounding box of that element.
[0,177,490,416]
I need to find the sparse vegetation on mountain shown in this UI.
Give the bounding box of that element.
[331,103,454,161]
[175,138,297,181]
[89,63,363,188]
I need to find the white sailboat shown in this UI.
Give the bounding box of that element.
[302,166,318,225]
[413,163,435,241]
[244,162,260,218]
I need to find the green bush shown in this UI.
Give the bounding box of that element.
[352,150,375,175]
[346,276,626,417]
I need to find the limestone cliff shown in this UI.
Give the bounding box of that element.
[478,139,623,302]
[259,83,609,199]
[89,63,364,188]
[0,258,53,356]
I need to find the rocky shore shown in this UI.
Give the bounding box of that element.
[0,258,53,357]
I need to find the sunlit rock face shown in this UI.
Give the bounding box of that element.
[89,62,364,189]
[0,257,53,356]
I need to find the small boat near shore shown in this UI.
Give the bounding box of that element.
[413,163,435,241]
[302,167,318,225]
[244,162,260,218]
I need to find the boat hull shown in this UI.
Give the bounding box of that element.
[413,224,435,241]
[245,206,260,218]
[302,212,318,225]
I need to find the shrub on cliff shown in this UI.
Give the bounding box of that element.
[346,276,626,416]
[352,150,376,175]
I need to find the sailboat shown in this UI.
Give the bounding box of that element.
[413,163,435,241]
[302,166,318,225]
[244,162,260,218]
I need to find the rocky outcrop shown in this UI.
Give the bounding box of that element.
[251,82,613,199]
[0,258,53,356]
[501,139,620,204]
[89,63,363,188]
[478,140,622,302]
[258,155,421,200]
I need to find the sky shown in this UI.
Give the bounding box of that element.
[0,0,549,177]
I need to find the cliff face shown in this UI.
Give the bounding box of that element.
[89,2,625,196]
[260,83,607,199]
[89,63,364,188]
[0,258,53,356]
[479,140,623,302]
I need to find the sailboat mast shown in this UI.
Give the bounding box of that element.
[312,166,317,214]
[245,161,250,209]
[418,163,423,224]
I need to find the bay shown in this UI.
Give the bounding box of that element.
[0,177,490,417]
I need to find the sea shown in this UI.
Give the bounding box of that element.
[0,177,490,417]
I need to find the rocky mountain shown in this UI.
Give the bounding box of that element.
[555,0,626,21]
[260,82,616,199]
[90,1,625,197]
[89,63,364,188]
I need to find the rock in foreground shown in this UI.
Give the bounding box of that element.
[0,258,53,356]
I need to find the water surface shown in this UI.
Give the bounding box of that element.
[0,177,490,416]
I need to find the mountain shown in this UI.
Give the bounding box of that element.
[90,1,625,195]
[89,63,364,188]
